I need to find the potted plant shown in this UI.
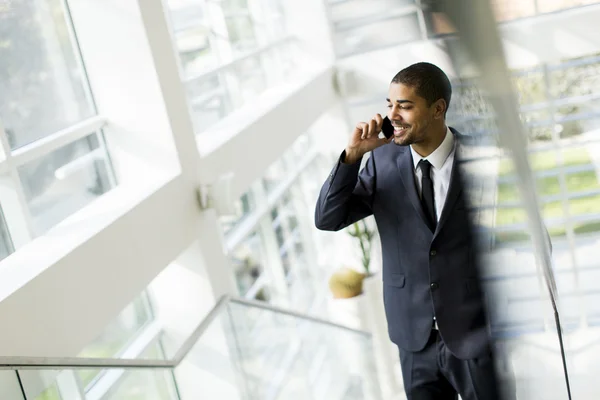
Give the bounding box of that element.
[328,220,376,298]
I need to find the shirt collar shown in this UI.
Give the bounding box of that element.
[410,126,455,171]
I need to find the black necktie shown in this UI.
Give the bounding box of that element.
[419,160,436,231]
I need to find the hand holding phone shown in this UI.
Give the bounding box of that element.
[343,114,393,164]
[381,116,394,139]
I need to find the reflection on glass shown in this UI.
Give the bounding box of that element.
[226,301,381,400]
[33,383,62,400]
[187,41,300,133]
[102,342,176,400]
[167,0,217,78]
[513,71,546,105]
[549,57,600,99]
[230,55,266,105]
[262,158,289,194]
[0,0,95,150]
[78,295,152,388]
[220,191,255,235]
[448,41,600,399]
[222,0,250,11]
[284,133,312,166]
[17,133,114,235]
[0,371,26,399]
[166,0,293,133]
[448,53,600,145]
[230,230,265,296]
[225,14,258,55]
[270,189,312,311]
[175,27,215,79]
[0,205,13,261]
[328,0,415,24]
[334,12,421,57]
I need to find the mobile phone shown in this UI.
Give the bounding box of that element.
[381,116,394,139]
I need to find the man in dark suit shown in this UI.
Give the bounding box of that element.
[315,62,502,400]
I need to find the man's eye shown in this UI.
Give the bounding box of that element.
[400,106,412,110]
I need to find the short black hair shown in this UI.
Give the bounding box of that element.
[391,62,452,114]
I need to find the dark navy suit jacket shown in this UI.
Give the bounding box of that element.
[315,128,490,360]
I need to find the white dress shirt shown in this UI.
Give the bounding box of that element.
[410,127,455,222]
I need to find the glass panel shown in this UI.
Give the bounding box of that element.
[167,0,217,78]
[25,368,174,400]
[175,26,215,78]
[17,133,114,235]
[328,0,415,23]
[284,134,312,165]
[221,0,250,12]
[0,204,13,261]
[444,30,580,400]
[173,303,246,399]
[549,55,600,100]
[187,41,302,133]
[220,191,255,235]
[226,300,382,400]
[102,343,177,400]
[0,0,95,150]
[225,15,258,55]
[0,371,26,400]
[513,70,547,105]
[230,230,267,296]
[33,383,62,400]
[262,157,290,194]
[334,12,421,57]
[78,294,153,389]
[228,54,267,104]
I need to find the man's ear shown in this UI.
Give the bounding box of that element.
[433,99,447,119]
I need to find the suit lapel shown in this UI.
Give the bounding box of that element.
[433,132,464,239]
[396,146,430,228]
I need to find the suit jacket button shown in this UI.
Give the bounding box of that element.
[430,282,439,291]
[430,250,437,256]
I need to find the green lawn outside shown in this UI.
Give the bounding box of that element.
[494,148,600,243]
[497,147,591,175]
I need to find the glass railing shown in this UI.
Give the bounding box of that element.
[0,296,382,400]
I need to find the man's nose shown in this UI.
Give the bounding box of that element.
[389,110,402,122]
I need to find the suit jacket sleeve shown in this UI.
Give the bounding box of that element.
[314,150,376,231]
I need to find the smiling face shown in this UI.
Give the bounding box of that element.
[386,82,439,147]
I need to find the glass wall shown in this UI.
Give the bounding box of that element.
[77,294,154,389]
[324,0,423,57]
[426,1,600,37]
[0,205,13,261]
[165,0,302,133]
[0,0,116,252]
[219,133,332,312]
[442,25,600,399]
[0,0,95,150]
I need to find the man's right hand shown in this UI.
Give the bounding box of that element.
[344,113,392,164]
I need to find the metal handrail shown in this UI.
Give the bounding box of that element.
[0,294,370,370]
